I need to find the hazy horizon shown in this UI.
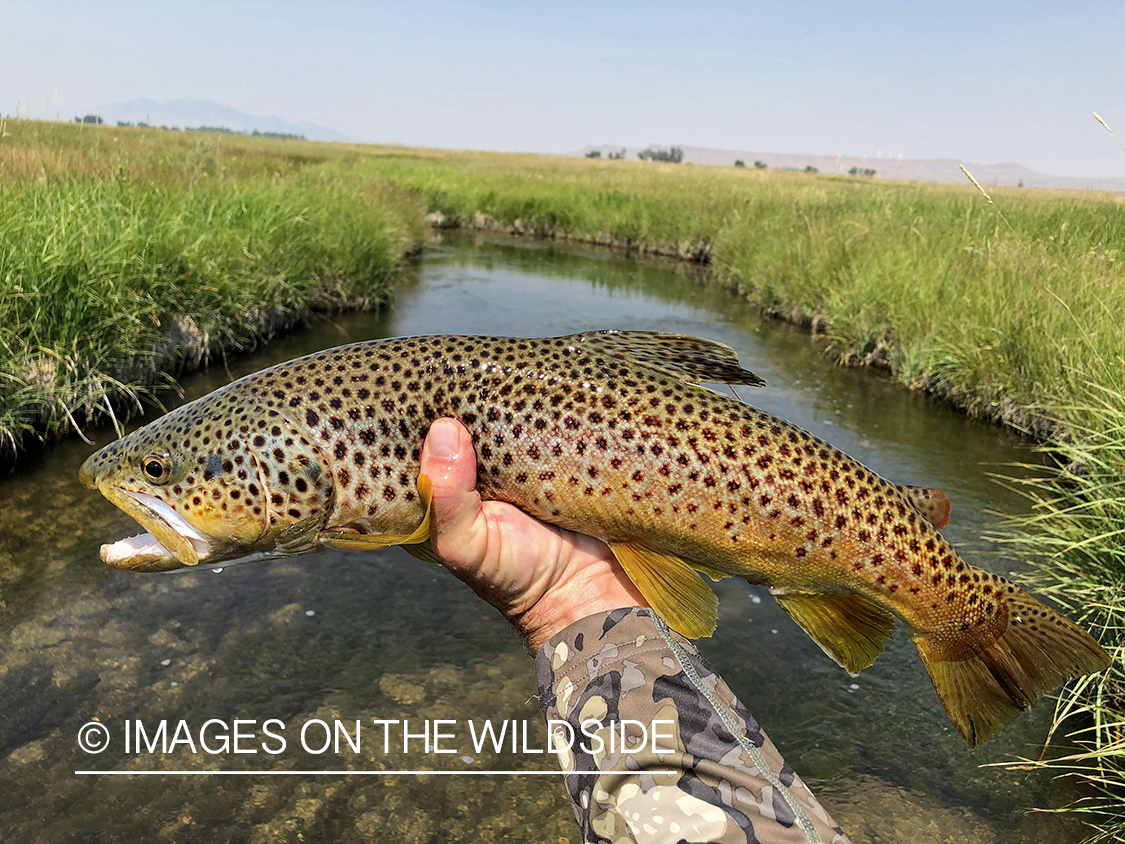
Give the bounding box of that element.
[4,1,1125,179]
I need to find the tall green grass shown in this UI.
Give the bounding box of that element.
[0,122,424,455]
[996,371,1125,841]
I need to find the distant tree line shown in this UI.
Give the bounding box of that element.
[638,146,683,163]
[585,148,860,177]
[193,126,307,140]
[105,120,306,140]
[583,148,629,160]
[734,160,819,174]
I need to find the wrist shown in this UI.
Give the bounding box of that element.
[512,536,648,652]
[517,595,642,653]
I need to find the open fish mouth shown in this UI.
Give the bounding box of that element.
[99,490,213,572]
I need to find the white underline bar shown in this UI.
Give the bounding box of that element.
[75,770,630,776]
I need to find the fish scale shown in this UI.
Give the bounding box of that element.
[80,330,1110,746]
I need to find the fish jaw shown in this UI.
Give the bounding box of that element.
[98,488,212,571]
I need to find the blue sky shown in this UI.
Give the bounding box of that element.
[4,1,1125,176]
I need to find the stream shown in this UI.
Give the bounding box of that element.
[0,233,1086,843]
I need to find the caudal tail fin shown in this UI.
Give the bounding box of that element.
[913,588,1111,747]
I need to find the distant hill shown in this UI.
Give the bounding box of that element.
[577,144,1125,192]
[90,98,348,142]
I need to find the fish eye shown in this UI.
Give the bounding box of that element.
[141,455,173,484]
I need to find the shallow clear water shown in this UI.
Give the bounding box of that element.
[0,233,1087,843]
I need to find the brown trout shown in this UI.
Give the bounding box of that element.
[79,331,1109,746]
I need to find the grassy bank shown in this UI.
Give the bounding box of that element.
[999,376,1125,841]
[0,120,425,456]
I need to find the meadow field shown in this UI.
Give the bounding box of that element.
[3,120,1123,837]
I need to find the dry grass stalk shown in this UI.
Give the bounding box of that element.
[959,164,993,204]
[1093,112,1125,155]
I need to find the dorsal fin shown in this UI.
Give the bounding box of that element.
[895,484,952,530]
[572,331,765,387]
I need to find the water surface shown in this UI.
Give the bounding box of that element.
[0,233,1085,843]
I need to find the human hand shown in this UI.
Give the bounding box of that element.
[418,417,647,652]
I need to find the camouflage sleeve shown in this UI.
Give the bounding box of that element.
[534,607,850,844]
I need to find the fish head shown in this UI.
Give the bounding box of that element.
[80,388,335,572]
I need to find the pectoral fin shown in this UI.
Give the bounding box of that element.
[320,474,435,552]
[773,591,896,674]
[608,540,719,639]
[402,542,442,565]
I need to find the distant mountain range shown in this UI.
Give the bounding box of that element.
[90,98,348,142]
[577,144,1125,192]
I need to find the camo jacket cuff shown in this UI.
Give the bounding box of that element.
[534,607,850,844]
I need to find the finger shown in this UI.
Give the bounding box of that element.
[420,418,489,571]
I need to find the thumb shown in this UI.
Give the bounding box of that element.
[419,418,489,571]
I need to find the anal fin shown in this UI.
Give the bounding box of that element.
[773,591,896,674]
[608,540,719,639]
[320,474,435,553]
